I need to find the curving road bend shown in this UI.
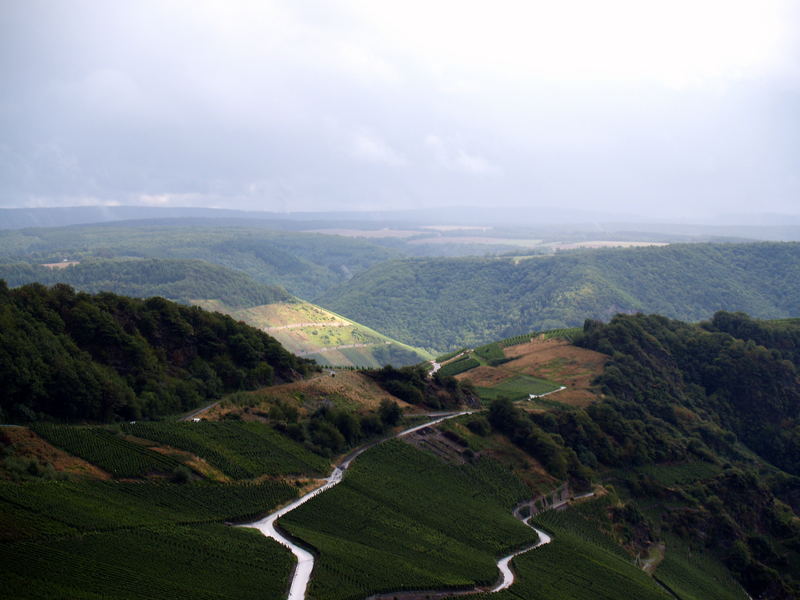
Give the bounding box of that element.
[241,412,471,600]
[492,521,552,592]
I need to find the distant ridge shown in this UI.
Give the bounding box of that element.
[318,241,800,350]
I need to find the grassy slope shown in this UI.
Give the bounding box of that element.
[194,299,431,367]
[318,242,800,349]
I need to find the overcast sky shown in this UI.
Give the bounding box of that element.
[1,0,799,218]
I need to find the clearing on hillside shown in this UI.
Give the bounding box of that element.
[192,299,430,368]
[206,371,419,420]
[457,337,607,407]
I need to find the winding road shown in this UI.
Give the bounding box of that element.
[492,520,552,592]
[241,412,471,600]
[242,411,586,600]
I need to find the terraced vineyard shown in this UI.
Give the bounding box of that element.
[119,421,330,479]
[281,439,535,600]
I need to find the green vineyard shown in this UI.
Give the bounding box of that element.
[439,356,481,377]
[461,499,670,600]
[119,421,330,479]
[31,424,183,478]
[281,439,535,600]
[1,524,294,600]
[0,478,297,540]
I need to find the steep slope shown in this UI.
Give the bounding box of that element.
[0,282,313,422]
[0,258,431,368]
[473,312,800,598]
[194,299,431,367]
[318,242,800,350]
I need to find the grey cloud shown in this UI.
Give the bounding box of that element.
[0,0,798,219]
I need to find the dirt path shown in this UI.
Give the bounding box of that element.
[180,400,220,421]
[240,412,472,600]
[295,341,390,356]
[265,322,350,331]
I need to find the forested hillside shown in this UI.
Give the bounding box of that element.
[0,224,400,299]
[0,259,293,308]
[318,242,800,350]
[473,312,800,598]
[0,282,313,422]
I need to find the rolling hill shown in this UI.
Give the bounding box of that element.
[0,223,400,299]
[317,242,800,350]
[4,308,800,599]
[0,258,431,368]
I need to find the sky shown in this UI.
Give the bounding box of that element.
[1,0,799,219]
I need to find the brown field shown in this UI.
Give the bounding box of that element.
[303,228,422,238]
[457,337,607,407]
[0,427,109,480]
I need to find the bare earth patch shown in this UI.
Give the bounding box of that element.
[456,366,515,387]
[0,427,110,480]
